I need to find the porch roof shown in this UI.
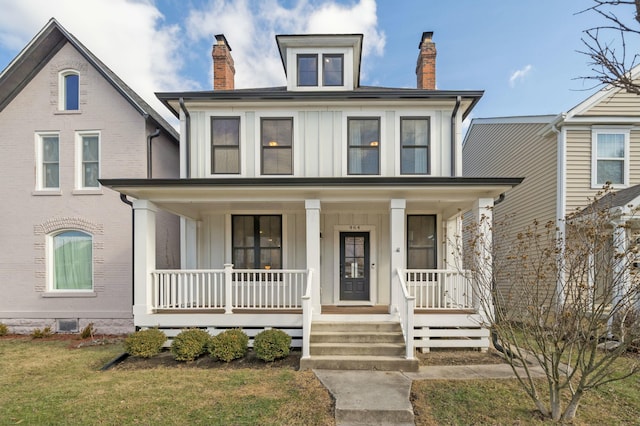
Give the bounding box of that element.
[100,176,523,220]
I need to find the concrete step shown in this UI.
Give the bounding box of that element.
[311,321,402,333]
[310,331,404,344]
[310,342,405,357]
[300,355,419,372]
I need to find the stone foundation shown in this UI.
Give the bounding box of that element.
[0,317,134,335]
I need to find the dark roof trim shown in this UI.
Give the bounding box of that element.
[156,89,484,118]
[100,176,523,188]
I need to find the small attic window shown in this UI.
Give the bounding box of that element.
[323,54,343,86]
[297,54,318,86]
[59,70,79,110]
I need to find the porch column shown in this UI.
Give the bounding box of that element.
[612,220,630,312]
[471,198,494,321]
[444,213,462,270]
[180,217,197,269]
[390,199,406,312]
[305,199,321,312]
[133,200,157,317]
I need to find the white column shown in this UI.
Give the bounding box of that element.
[444,214,462,269]
[390,199,406,312]
[180,217,198,269]
[472,198,494,321]
[305,199,321,312]
[133,200,157,318]
[612,221,629,311]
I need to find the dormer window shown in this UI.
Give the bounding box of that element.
[297,54,318,86]
[323,54,343,86]
[296,54,344,87]
[59,70,79,111]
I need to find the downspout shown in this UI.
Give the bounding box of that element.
[179,97,191,178]
[450,96,461,176]
[146,128,161,178]
[119,194,135,313]
[551,118,566,308]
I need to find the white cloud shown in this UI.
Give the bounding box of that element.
[509,64,533,87]
[186,0,385,88]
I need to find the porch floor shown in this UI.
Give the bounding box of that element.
[153,306,477,315]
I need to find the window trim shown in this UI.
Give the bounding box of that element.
[346,116,381,176]
[231,215,283,270]
[258,115,295,176]
[58,69,80,111]
[400,117,431,175]
[288,47,352,91]
[591,127,630,189]
[75,131,101,190]
[406,214,438,270]
[35,132,60,192]
[210,116,241,175]
[47,229,94,292]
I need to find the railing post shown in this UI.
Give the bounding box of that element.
[224,263,233,314]
[406,296,415,359]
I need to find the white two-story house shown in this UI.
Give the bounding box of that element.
[102,32,522,370]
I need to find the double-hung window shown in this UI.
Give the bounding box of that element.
[400,117,430,174]
[51,230,93,290]
[78,133,99,188]
[60,70,79,111]
[406,215,437,269]
[211,117,240,174]
[232,215,282,269]
[592,129,629,187]
[348,117,380,175]
[37,134,60,190]
[261,118,293,175]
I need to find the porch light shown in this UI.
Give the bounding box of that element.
[369,141,379,147]
[268,140,279,146]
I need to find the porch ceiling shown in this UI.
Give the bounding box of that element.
[100,177,523,220]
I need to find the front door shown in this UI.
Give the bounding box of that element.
[339,232,370,301]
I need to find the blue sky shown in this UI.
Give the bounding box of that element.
[0,0,634,126]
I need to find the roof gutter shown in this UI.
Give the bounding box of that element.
[451,95,461,176]
[178,97,191,178]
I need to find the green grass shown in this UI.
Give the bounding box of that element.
[0,338,334,425]
[412,356,640,425]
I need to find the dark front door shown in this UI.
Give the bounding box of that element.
[339,232,370,301]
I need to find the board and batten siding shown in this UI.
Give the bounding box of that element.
[187,106,452,178]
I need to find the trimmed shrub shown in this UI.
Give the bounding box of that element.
[124,328,166,358]
[254,328,291,362]
[171,328,211,361]
[209,329,248,362]
[0,323,8,336]
[31,326,53,339]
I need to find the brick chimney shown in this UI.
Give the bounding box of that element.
[416,31,436,90]
[212,34,235,90]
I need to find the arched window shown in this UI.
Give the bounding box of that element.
[60,70,79,111]
[51,230,92,290]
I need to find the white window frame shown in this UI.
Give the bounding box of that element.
[46,230,94,292]
[342,111,385,176]
[287,47,352,91]
[396,113,435,176]
[35,132,60,192]
[206,112,245,177]
[591,127,630,189]
[75,131,101,191]
[58,69,80,111]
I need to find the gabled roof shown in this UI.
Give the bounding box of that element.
[0,18,178,142]
[585,183,640,213]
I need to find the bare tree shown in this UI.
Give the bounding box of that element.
[461,188,640,422]
[578,0,640,93]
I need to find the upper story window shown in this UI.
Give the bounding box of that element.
[323,54,344,86]
[401,117,430,174]
[36,133,60,190]
[294,53,345,89]
[50,230,93,291]
[77,132,100,188]
[261,118,293,175]
[348,117,380,175]
[211,117,240,174]
[232,215,282,269]
[592,129,629,187]
[59,70,79,111]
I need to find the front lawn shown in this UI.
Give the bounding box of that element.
[0,337,334,425]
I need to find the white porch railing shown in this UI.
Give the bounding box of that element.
[393,268,415,359]
[151,266,308,312]
[404,269,474,309]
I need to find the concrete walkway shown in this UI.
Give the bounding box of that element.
[315,364,547,426]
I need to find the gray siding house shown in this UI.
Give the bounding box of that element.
[0,19,180,334]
